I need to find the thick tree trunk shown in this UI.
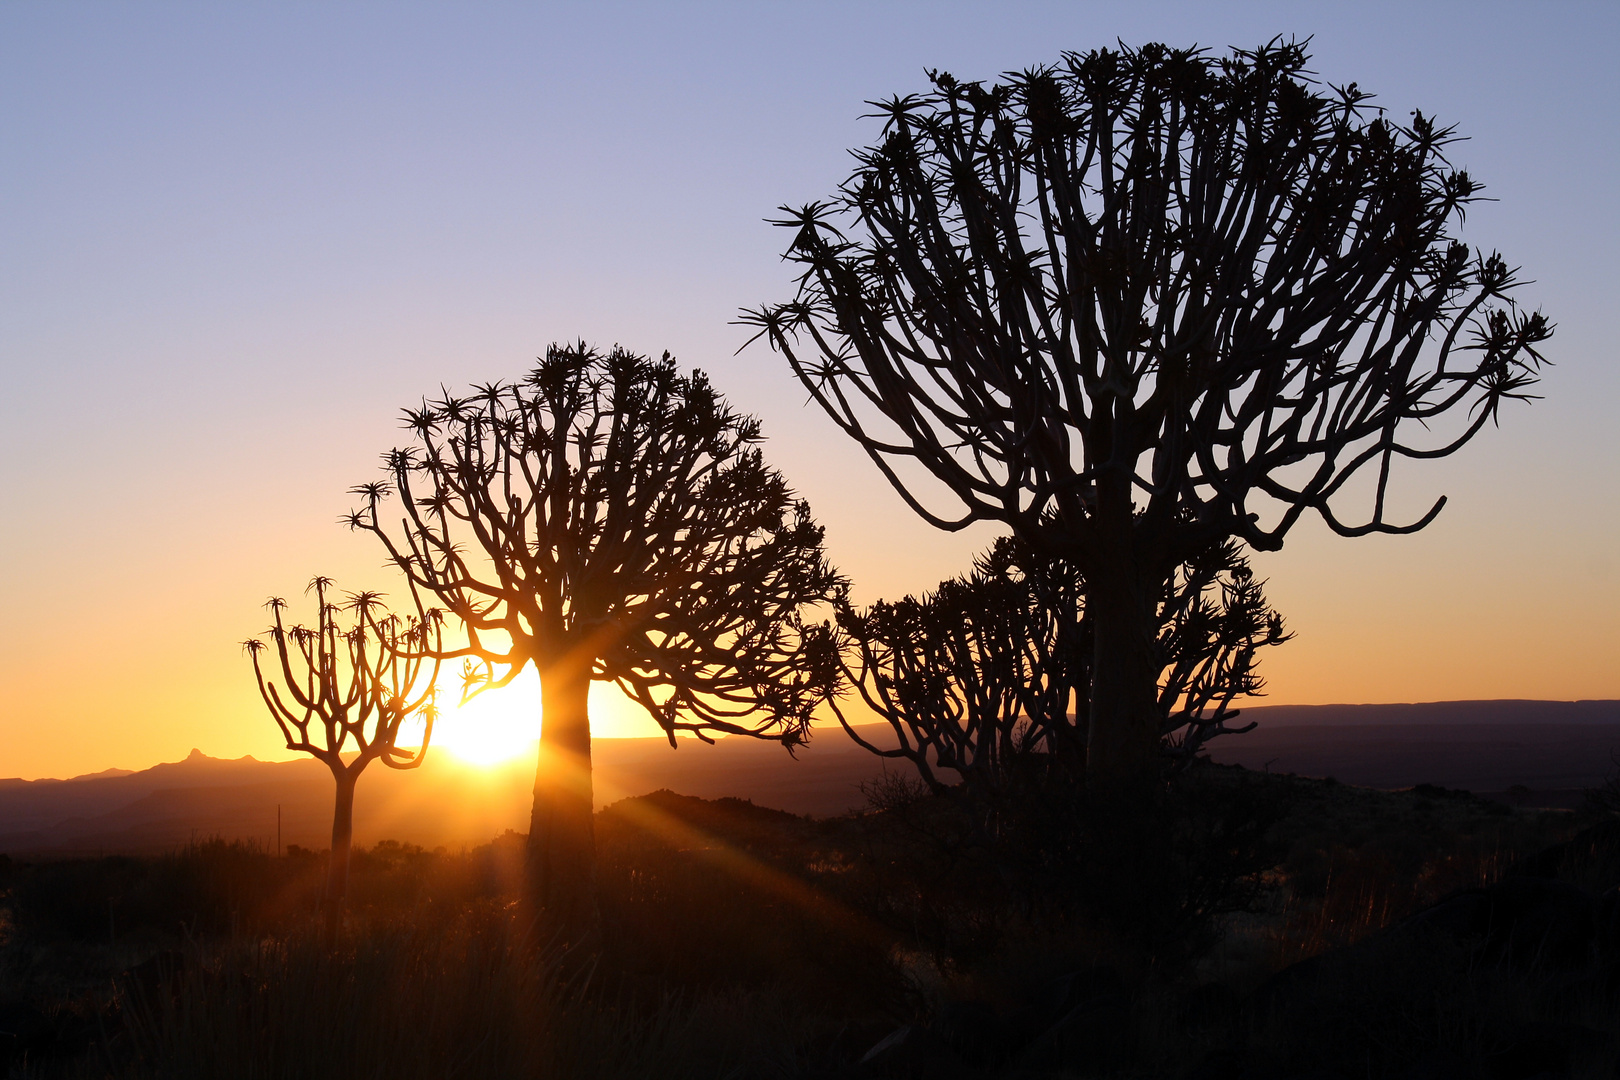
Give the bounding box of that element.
[527,668,600,942]
[1084,505,1163,790]
[323,768,356,944]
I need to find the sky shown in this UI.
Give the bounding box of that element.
[2,1,1616,780]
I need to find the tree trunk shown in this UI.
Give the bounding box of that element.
[1084,506,1163,790]
[527,667,600,942]
[323,767,356,945]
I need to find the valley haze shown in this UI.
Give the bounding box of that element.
[3,701,1616,858]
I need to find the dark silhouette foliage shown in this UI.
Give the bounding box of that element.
[744,40,1551,784]
[347,342,844,934]
[244,578,441,938]
[1582,753,1620,817]
[837,539,1089,801]
[835,537,1288,805]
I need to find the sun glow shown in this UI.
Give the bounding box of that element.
[413,668,672,767]
[431,670,542,766]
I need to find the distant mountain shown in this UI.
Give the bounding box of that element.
[1202,700,1620,807]
[1206,723,1620,791]
[0,731,890,857]
[3,701,1616,856]
[1235,699,1620,727]
[0,750,299,833]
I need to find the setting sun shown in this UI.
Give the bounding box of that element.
[418,668,671,766]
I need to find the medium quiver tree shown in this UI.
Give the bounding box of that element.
[835,537,1087,803]
[837,537,1287,807]
[1156,544,1291,759]
[244,578,441,940]
[746,40,1551,786]
[349,343,844,936]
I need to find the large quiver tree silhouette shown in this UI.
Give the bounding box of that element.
[244,578,441,941]
[349,343,844,936]
[746,40,1550,786]
[838,537,1286,809]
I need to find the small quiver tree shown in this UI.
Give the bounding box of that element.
[836,537,1288,812]
[244,578,442,941]
[348,343,844,939]
[746,40,1551,788]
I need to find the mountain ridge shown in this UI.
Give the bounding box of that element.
[3,700,1617,856]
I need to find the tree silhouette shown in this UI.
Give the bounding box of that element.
[745,40,1550,785]
[347,343,843,936]
[244,578,441,940]
[837,538,1286,807]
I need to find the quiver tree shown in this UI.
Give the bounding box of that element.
[244,578,441,939]
[1156,545,1291,760]
[745,40,1551,786]
[837,537,1287,808]
[837,538,1085,804]
[348,343,844,936]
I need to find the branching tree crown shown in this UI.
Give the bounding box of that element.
[744,40,1549,782]
[347,342,844,930]
[349,343,844,744]
[248,579,441,772]
[838,538,1287,802]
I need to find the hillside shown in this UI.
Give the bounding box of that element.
[1205,699,1620,806]
[2,700,1617,856]
[0,729,891,856]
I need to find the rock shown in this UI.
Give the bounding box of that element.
[1389,1047,1471,1080]
[0,1001,48,1067]
[1289,875,1604,985]
[1397,889,1493,941]
[805,1018,895,1074]
[1180,1047,1287,1080]
[932,999,1011,1068]
[1013,994,1133,1075]
[1510,818,1620,891]
[1249,954,1326,1021]
[1485,1020,1607,1080]
[1006,966,1128,1045]
[1002,966,1134,1075]
[857,1024,979,1079]
[1475,878,1602,971]
[0,999,100,1068]
[1178,981,1240,1033]
[1544,955,1620,1009]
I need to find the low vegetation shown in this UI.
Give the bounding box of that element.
[2,764,1617,1078]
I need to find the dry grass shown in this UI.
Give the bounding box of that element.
[110,907,823,1080]
[1,768,1613,1079]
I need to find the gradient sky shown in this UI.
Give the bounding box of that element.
[3,1,1617,780]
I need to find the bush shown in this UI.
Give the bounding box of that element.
[840,763,1294,981]
[595,791,904,1013]
[117,906,823,1080]
[8,840,310,943]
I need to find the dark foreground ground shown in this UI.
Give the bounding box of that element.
[3,763,1620,1079]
